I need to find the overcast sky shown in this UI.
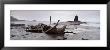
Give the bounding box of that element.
[10,10,100,22]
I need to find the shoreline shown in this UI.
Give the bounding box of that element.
[10,21,100,40]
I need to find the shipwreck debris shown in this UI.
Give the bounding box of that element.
[41,20,67,36]
[25,20,67,35]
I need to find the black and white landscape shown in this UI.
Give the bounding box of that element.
[10,10,100,40]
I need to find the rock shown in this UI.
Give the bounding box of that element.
[11,35,16,37]
[23,36,26,38]
[57,39,61,40]
[73,33,76,34]
[11,27,13,29]
[41,36,43,37]
[21,35,25,36]
[25,34,29,35]
[82,38,88,40]
[63,38,67,40]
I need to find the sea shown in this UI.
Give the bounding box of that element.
[11,16,100,28]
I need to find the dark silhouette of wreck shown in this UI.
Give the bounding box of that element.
[74,14,78,22]
[68,15,87,25]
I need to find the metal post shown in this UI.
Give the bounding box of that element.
[50,16,51,25]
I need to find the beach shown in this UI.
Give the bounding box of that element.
[10,21,100,40]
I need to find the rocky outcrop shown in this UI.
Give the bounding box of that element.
[11,16,18,21]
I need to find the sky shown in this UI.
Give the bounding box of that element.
[10,10,100,22]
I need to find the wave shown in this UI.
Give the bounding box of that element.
[80,22,100,28]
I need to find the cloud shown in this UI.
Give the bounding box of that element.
[10,10,100,22]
